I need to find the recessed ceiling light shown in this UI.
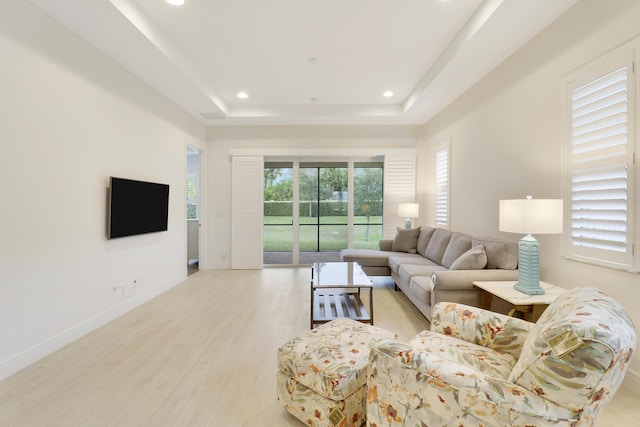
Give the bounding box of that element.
[307,58,320,65]
[383,91,394,98]
[166,0,184,5]
[237,92,248,99]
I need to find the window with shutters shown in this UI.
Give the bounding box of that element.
[563,49,637,271]
[383,155,416,238]
[435,140,450,228]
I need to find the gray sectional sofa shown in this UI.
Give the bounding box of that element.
[340,226,519,321]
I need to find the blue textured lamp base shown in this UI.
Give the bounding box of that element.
[514,235,545,295]
[405,218,412,229]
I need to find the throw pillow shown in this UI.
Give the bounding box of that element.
[391,227,421,254]
[441,232,473,268]
[449,245,488,270]
[424,228,453,264]
[416,226,436,256]
[472,238,518,269]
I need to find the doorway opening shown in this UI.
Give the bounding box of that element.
[187,146,201,275]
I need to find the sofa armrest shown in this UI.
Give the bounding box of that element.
[367,340,576,426]
[429,302,533,359]
[431,268,519,291]
[428,270,520,323]
[378,239,393,251]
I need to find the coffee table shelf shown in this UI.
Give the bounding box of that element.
[311,262,373,329]
[313,292,370,323]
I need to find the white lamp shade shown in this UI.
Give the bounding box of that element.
[499,199,563,234]
[398,203,419,218]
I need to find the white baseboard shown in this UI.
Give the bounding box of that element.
[0,273,185,382]
[205,261,231,269]
[622,368,640,395]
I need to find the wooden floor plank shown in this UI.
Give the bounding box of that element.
[0,269,637,426]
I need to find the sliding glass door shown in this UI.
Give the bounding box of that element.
[263,163,293,265]
[264,160,383,265]
[299,163,348,263]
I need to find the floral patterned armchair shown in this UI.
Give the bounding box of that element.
[366,287,636,426]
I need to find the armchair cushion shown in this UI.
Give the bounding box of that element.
[409,330,517,379]
[368,339,577,426]
[431,301,534,360]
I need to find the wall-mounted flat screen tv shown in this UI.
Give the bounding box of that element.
[108,177,170,239]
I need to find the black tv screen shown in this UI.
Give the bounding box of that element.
[108,177,170,239]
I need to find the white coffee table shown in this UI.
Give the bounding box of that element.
[473,281,567,322]
[310,262,374,329]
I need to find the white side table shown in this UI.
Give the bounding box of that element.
[473,281,567,322]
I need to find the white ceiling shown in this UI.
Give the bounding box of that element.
[28,0,579,126]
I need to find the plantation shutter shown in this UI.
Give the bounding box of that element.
[383,154,416,239]
[231,155,264,269]
[566,56,635,268]
[435,144,449,227]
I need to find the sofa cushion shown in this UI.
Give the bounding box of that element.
[416,226,436,257]
[472,238,518,269]
[449,245,488,270]
[441,233,473,268]
[388,254,434,275]
[409,276,434,306]
[392,227,421,254]
[340,249,396,268]
[398,263,446,288]
[425,228,453,264]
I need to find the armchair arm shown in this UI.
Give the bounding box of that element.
[367,340,577,426]
[430,302,533,359]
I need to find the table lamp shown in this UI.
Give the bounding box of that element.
[499,196,563,295]
[398,203,419,229]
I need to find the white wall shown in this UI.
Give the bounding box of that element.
[0,1,207,380]
[206,126,419,269]
[6,0,637,393]
[419,0,640,390]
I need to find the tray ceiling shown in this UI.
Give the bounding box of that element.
[28,0,579,126]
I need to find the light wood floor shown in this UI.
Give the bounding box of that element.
[0,268,638,426]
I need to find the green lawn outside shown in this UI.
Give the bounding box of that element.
[264,216,383,251]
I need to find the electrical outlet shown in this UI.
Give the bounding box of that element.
[114,278,138,298]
